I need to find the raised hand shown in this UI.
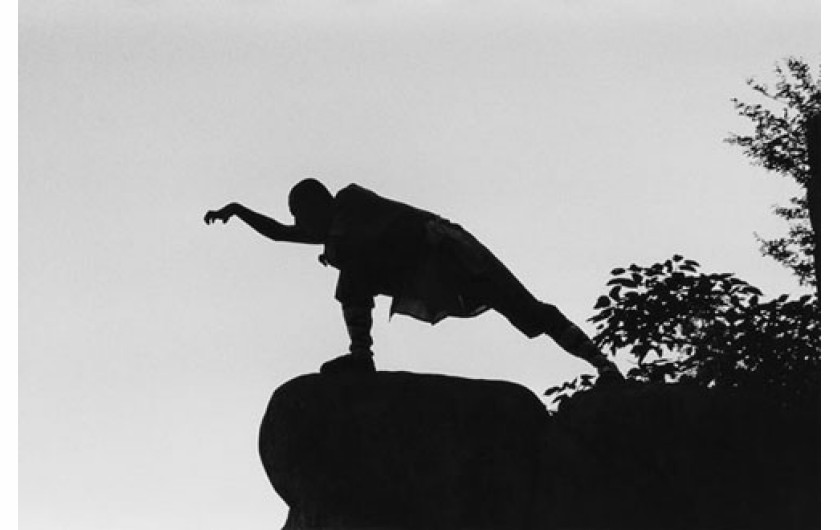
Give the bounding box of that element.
[204,203,238,225]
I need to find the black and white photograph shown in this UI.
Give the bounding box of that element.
[18,1,823,529]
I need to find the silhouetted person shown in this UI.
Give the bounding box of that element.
[205,179,622,383]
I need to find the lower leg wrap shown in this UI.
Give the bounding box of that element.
[342,304,374,355]
[542,303,617,374]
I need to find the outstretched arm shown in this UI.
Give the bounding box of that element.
[204,203,322,244]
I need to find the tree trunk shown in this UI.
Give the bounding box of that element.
[805,114,820,295]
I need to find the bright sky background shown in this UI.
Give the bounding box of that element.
[19,1,820,528]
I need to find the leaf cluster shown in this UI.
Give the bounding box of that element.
[586,256,819,402]
[755,196,816,287]
[544,374,595,407]
[725,57,820,185]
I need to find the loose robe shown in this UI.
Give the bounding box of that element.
[323,184,547,338]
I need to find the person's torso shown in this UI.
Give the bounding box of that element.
[325,184,437,271]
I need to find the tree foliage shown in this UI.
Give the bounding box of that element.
[546,60,821,408]
[588,255,818,402]
[725,57,820,287]
[547,254,819,407]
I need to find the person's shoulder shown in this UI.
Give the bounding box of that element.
[338,183,370,194]
[336,183,377,203]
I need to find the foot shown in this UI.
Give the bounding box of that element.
[320,353,376,375]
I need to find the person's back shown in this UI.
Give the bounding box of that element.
[323,184,436,273]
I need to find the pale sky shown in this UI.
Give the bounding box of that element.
[19,1,820,528]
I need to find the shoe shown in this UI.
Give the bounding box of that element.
[320,353,376,375]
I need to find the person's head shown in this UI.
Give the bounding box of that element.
[288,178,335,239]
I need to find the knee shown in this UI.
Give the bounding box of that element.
[337,292,375,311]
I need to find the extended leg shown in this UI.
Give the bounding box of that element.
[541,304,623,384]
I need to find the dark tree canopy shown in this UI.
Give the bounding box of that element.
[725,57,820,288]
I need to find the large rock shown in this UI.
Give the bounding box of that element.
[259,373,819,530]
[259,372,549,530]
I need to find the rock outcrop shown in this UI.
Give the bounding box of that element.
[259,372,548,530]
[259,372,819,530]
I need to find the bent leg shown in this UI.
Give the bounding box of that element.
[343,303,374,356]
[334,269,378,356]
[321,271,377,374]
[320,303,376,374]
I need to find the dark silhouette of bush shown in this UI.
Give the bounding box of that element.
[579,256,819,404]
